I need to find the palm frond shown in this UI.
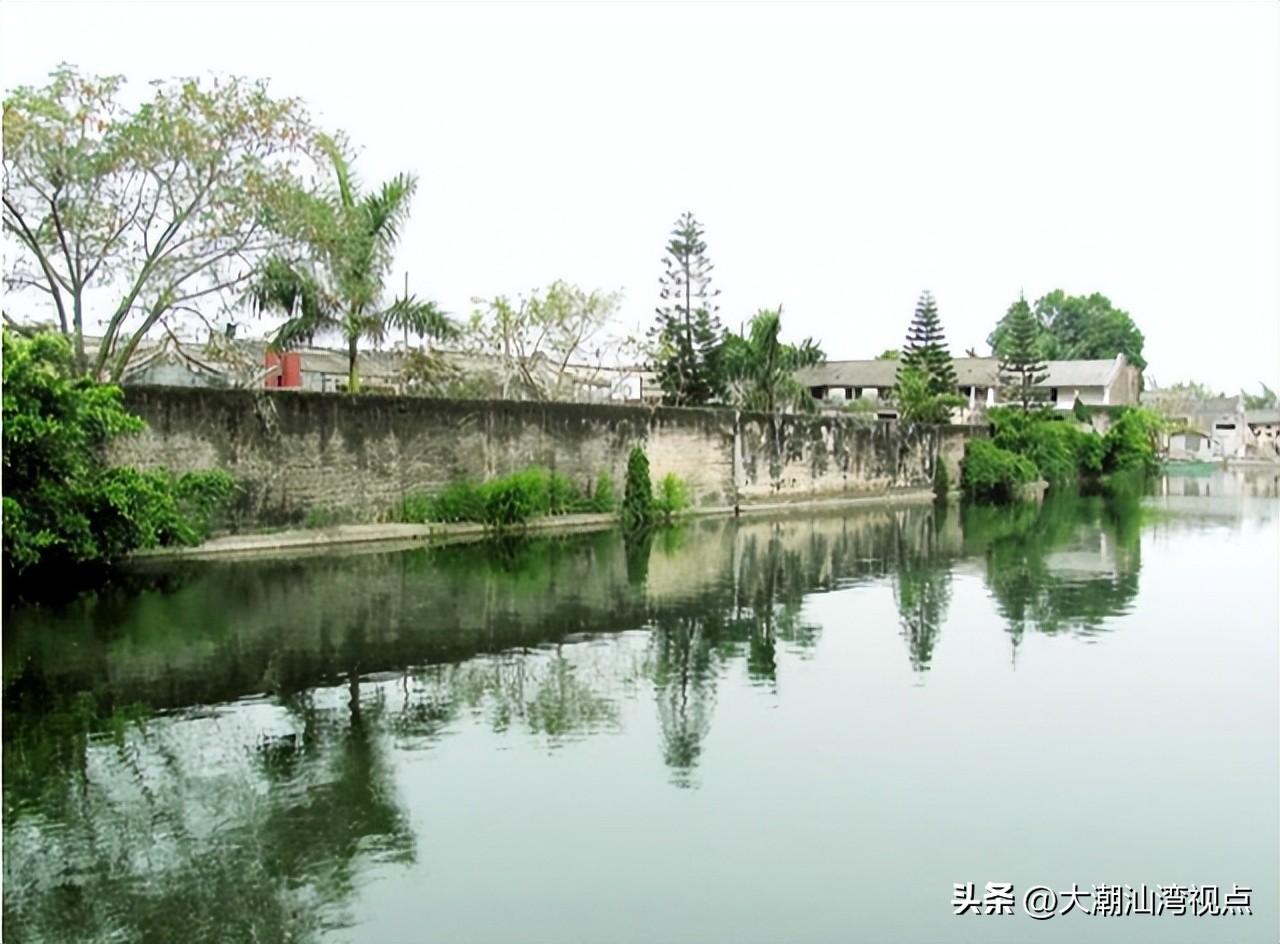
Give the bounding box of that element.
[316,134,357,210]
[383,295,456,342]
[362,173,417,248]
[251,257,335,351]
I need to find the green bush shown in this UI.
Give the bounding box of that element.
[622,446,654,530]
[429,481,486,522]
[961,438,1038,503]
[2,328,238,584]
[989,406,1112,488]
[653,472,689,520]
[544,469,576,515]
[895,366,965,424]
[1103,407,1162,476]
[933,460,950,501]
[588,471,617,513]
[481,471,543,529]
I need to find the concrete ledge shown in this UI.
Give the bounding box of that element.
[133,488,937,562]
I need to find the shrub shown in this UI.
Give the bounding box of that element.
[400,492,435,524]
[1072,397,1092,423]
[622,446,654,530]
[932,460,950,502]
[544,469,576,515]
[895,366,965,424]
[2,328,237,584]
[1103,407,1163,476]
[653,472,689,520]
[961,438,1038,502]
[481,471,542,529]
[589,471,617,513]
[429,481,485,522]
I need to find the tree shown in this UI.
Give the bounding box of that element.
[2,328,234,585]
[876,349,900,360]
[987,290,1146,370]
[250,137,452,392]
[464,281,624,400]
[3,65,319,380]
[894,365,964,424]
[898,290,958,397]
[997,294,1049,413]
[622,446,654,531]
[721,307,824,414]
[649,212,725,406]
[1242,383,1278,410]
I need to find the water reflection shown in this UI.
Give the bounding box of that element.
[6,481,1227,942]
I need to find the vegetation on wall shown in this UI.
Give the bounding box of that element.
[2,329,237,585]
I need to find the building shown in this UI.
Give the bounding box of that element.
[1144,393,1250,460]
[795,354,1140,419]
[1245,409,1280,458]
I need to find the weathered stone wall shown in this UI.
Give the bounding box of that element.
[112,387,980,527]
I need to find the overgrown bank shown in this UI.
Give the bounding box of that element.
[960,405,1163,502]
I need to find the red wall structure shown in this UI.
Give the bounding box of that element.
[264,352,302,388]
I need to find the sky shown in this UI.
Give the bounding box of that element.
[2,0,1277,393]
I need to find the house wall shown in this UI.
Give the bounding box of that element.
[110,387,982,528]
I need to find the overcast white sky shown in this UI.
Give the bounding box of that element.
[3,1,1277,392]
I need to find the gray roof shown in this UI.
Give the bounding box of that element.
[1146,393,1242,418]
[797,356,1122,390]
[1246,409,1280,425]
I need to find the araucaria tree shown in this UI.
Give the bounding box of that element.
[649,212,725,406]
[3,66,318,380]
[251,137,452,392]
[895,291,963,423]
[899,290,957,395]
[997,294,1048,413]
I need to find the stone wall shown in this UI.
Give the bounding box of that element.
[112,387,980,527]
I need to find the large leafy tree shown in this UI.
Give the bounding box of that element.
[464,281,625,400]
[987,290,1146,370]
[251,138,452,392]
[649,212,725,406]
[3,65,318,380]
[997,294,1049,413]
[722,307,824,414]
[898,290,958,396]
[1241,383,1278,410]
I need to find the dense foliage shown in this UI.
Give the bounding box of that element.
[722,308,824,414]
[987,290,1146,371]
[964,405,1163,502]
[649,212,726,406]
[251,136,453,392]
[2,330,236,583]
[895,366,964,424]
[960,439,1038,503]
[1241,383,1278,411]
[400,467,587,530]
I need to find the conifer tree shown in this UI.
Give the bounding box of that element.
[898,290,957,396]
[997,294,1049,413]
[649,212,725,406]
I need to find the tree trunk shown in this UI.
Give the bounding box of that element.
[347,336,360,393]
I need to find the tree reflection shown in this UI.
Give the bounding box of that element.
[891,508,954,674]
[962,493,1144,652]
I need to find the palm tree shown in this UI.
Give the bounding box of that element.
[722,307,824,414]
[251,137,453,392]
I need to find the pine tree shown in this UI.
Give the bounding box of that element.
[649,212,726,406]
[997,294,1049,413]
[898,290,957,396]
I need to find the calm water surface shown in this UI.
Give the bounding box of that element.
[4,470,1278,943]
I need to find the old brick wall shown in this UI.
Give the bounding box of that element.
[113,387,979,527]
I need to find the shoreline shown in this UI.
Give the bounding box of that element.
[131,487,939,563]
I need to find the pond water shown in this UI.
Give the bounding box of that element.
[4,470,1278,943]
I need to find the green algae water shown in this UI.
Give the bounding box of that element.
[4,470,1278,943]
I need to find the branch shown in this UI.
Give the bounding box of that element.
[3,195,70,335]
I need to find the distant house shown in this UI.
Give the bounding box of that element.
[795,354,1140,419]
[1245,409,1280,458]
[1145,393,1250,459]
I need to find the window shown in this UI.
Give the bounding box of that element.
[810,386,826,399]
[1214,423,1236,431]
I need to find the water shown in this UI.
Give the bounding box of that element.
[4,470,1278,943]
